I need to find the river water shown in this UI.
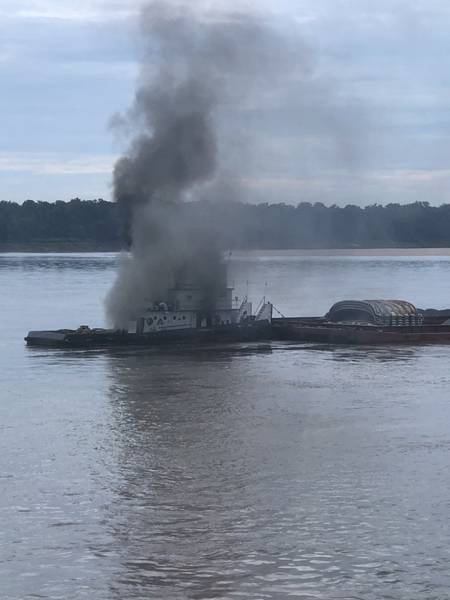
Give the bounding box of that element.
[2,252,450,600]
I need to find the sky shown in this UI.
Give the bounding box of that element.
[2,0,450,205]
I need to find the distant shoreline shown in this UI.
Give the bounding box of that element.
[230,248,450,257]
[4,199,450,251]
[0,242,122,253]
[2,244,450,256]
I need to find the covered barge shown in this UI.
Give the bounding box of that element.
[272,300,450,345]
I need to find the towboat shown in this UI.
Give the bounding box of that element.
[25,279,273,348]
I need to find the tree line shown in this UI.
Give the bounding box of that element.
[1,198,450,248]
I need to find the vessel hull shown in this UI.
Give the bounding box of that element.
[25,322,272,348]
[272,318,450,345]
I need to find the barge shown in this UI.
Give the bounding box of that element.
[273,300,450,345]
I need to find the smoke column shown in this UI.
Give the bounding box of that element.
[106,2,303,327]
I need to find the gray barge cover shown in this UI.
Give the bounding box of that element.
[326,300,419,325]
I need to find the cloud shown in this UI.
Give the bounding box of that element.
[0,0,286,22]
[2,0,450,204]
[0,1,140,21]
[0,153,116,175]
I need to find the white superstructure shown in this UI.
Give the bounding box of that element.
[127,276,271,335]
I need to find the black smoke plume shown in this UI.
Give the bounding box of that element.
[106,3,302,326]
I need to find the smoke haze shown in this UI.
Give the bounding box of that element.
[105,2,308,326]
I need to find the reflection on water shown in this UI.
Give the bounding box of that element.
[273,342,420,364]
[93,344,450,599]
[3,253,450,599]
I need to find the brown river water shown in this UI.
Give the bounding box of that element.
[2,251,450,599]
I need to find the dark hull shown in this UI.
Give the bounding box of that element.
[25,321,272,348]
[26,319,450,348]
[272,318,450,345]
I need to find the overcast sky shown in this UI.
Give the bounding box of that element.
[2,0,450,205]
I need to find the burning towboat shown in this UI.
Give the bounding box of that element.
[25,271,273,348]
